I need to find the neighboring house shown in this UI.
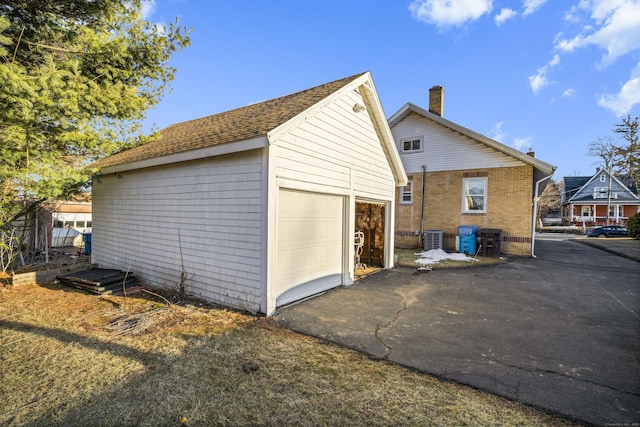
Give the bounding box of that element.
[91,72,407,315]
[4,198,91,253]
[49,201,92,247]
[561,169,640,227]
[389,86,556,256]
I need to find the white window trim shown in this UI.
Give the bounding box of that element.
[401,181,413,204]
[594,187,608,199]
[609,205,624,217]
[461,177,487,214]
[400,136,423,153]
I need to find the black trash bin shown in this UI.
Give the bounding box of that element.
[478,228,501,257]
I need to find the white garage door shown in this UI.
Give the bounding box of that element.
[276,189,344,306]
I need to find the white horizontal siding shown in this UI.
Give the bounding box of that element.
[273,89,395,200]
[392,112,524,174]
[92,150,264,312]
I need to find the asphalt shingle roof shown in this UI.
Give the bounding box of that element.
[94,72,366,169]
[563,176,591,200]
[563,173,639,203]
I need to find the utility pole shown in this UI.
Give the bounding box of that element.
[606,166,613,226]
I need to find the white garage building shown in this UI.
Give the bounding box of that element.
[92,72,407,315]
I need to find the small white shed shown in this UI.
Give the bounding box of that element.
[92,72,407,315]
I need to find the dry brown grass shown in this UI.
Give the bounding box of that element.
[0,283,575,426]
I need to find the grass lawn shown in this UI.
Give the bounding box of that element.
[0,283,574,426]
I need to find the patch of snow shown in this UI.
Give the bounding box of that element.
[413,248,478,265]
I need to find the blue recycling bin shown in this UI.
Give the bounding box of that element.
[458,225,478,255]
[83,232,92,255]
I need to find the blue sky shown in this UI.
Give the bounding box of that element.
[141,0,640,180]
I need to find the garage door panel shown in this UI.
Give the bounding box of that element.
[276,190,344,306]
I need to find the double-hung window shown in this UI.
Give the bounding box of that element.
[609,205,623,218]
[401,181,413,204]
[462,177,487,213]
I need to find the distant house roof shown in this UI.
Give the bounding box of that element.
[388,102,556,178]
[563,176,591,201]
[563,169,639,204]
[620,174,639,195]
[93,73,367,170]
[54,203,92,214]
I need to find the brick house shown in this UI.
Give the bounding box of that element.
[389,86,556,256]
[561,169,640,227]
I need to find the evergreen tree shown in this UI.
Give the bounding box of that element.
[0,1,190,267]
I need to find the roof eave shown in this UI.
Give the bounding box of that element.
[97,135,269,174]
[358,75,408,186]
[389,103,556,177]
[268,72,407,186]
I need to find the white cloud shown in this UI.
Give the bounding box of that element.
[409,0,493,28]
[528,72,548,94]
[488,121,507,142]
[513,136,532,152]
[138,0,168,35]
[523,0,548,16]
[562,88,576,98]
[495,8,517,26]
[528,54,560,93]
[563,3,583,23]
[598,62,640,116]
[141,0,156,20]
[555,0,640,67]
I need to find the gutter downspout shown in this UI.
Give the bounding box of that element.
[531,170,555,258]
[419,165,426,247]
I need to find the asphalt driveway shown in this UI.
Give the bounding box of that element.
[275,238,640,425]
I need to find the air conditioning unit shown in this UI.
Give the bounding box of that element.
[423,230,443,251]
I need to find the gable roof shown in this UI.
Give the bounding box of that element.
[388,102,556,177]
[564,169,639,204]
[95,73,367,170]
[93,72,407,185]
[51,202,92,214]
[562,176,591,202]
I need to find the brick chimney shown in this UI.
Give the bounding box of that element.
[429,85,444,116]
[526,149,535,157]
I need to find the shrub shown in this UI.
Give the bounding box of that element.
[628,213,640,238]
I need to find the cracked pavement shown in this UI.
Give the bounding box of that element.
[275,238,640,425]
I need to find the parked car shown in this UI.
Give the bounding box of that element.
[587,226,629,238]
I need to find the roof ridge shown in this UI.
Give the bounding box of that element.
[390,102,555,175]
[160,72,369,132]
[93,72,368,169]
